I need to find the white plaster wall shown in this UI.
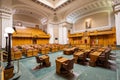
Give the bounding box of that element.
[0,0,13,48]
[0,18,2,48]
[63,27,68,44]
[115,13,120,45]
[14,20,39,27]
[74,12,108,32]
[53,24,59,43]
[13,14,40,25]
[1,15,13,48]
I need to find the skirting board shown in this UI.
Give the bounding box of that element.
[116,45,120,48]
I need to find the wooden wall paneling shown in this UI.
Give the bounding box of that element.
[12,27,49,46]
[90,36,96,47]
[103,35,107,47]
[66,27,116,48]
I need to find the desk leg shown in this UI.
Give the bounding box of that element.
[74,56,78,63]
[89,61,96,67]
[56,62,61,74]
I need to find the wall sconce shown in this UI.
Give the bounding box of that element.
[85,19,92,29]
[4,33,8,51]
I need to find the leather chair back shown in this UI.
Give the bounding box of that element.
[35,56,43,63]
[63,58,74,70]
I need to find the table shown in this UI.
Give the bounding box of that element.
[56,57,68,74]
[97,48,106,52]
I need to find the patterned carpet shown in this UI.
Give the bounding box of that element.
[10,51,118,80]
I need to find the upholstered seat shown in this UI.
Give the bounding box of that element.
[77,53,86,64]
[61,58,74,74]
[96,48,111,68]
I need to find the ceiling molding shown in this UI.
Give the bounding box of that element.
[12,4,50,23]
[31,0,75,11]
[12,4,48,17]
[73,8,112,23]
[17,0,53,16]
[66,0,113,23]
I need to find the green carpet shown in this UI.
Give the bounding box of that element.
[16,51,117,80]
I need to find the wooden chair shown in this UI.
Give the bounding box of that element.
[96,48,111,68]
[35,56,44,66]
[77,52,86,64]
[43,55,51,67]
[61,58,74,74]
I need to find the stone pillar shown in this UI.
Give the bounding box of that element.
[47,23,54,44]
[114,1,120,47]
[0,0,13,48]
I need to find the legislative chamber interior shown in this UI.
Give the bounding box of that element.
[0,0,120,80]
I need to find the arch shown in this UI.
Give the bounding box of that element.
[65,0,112,23]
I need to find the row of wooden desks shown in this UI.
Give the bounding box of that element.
[73,47,107,66]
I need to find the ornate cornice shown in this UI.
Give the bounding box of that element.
[113,3,120,14]
[0,7,12,19]
[0,7,12,15]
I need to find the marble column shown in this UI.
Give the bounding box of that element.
[114,1,120,47]
[0,0,13,48]
[47,23,54,44]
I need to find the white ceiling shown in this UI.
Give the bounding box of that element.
[13,0,113,24]
[37,0,68,8]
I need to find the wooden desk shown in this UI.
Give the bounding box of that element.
[12,50,22,60]
[89,51,102,66]
[56,57,68,74]
[97,48,106,52]
[63,47,76,55]
[84,49,91,58]
[26,50,33,57]
[85,49,91,53]
[41,48,46,54]
[63,49,73,55]
[74,51,84,63]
